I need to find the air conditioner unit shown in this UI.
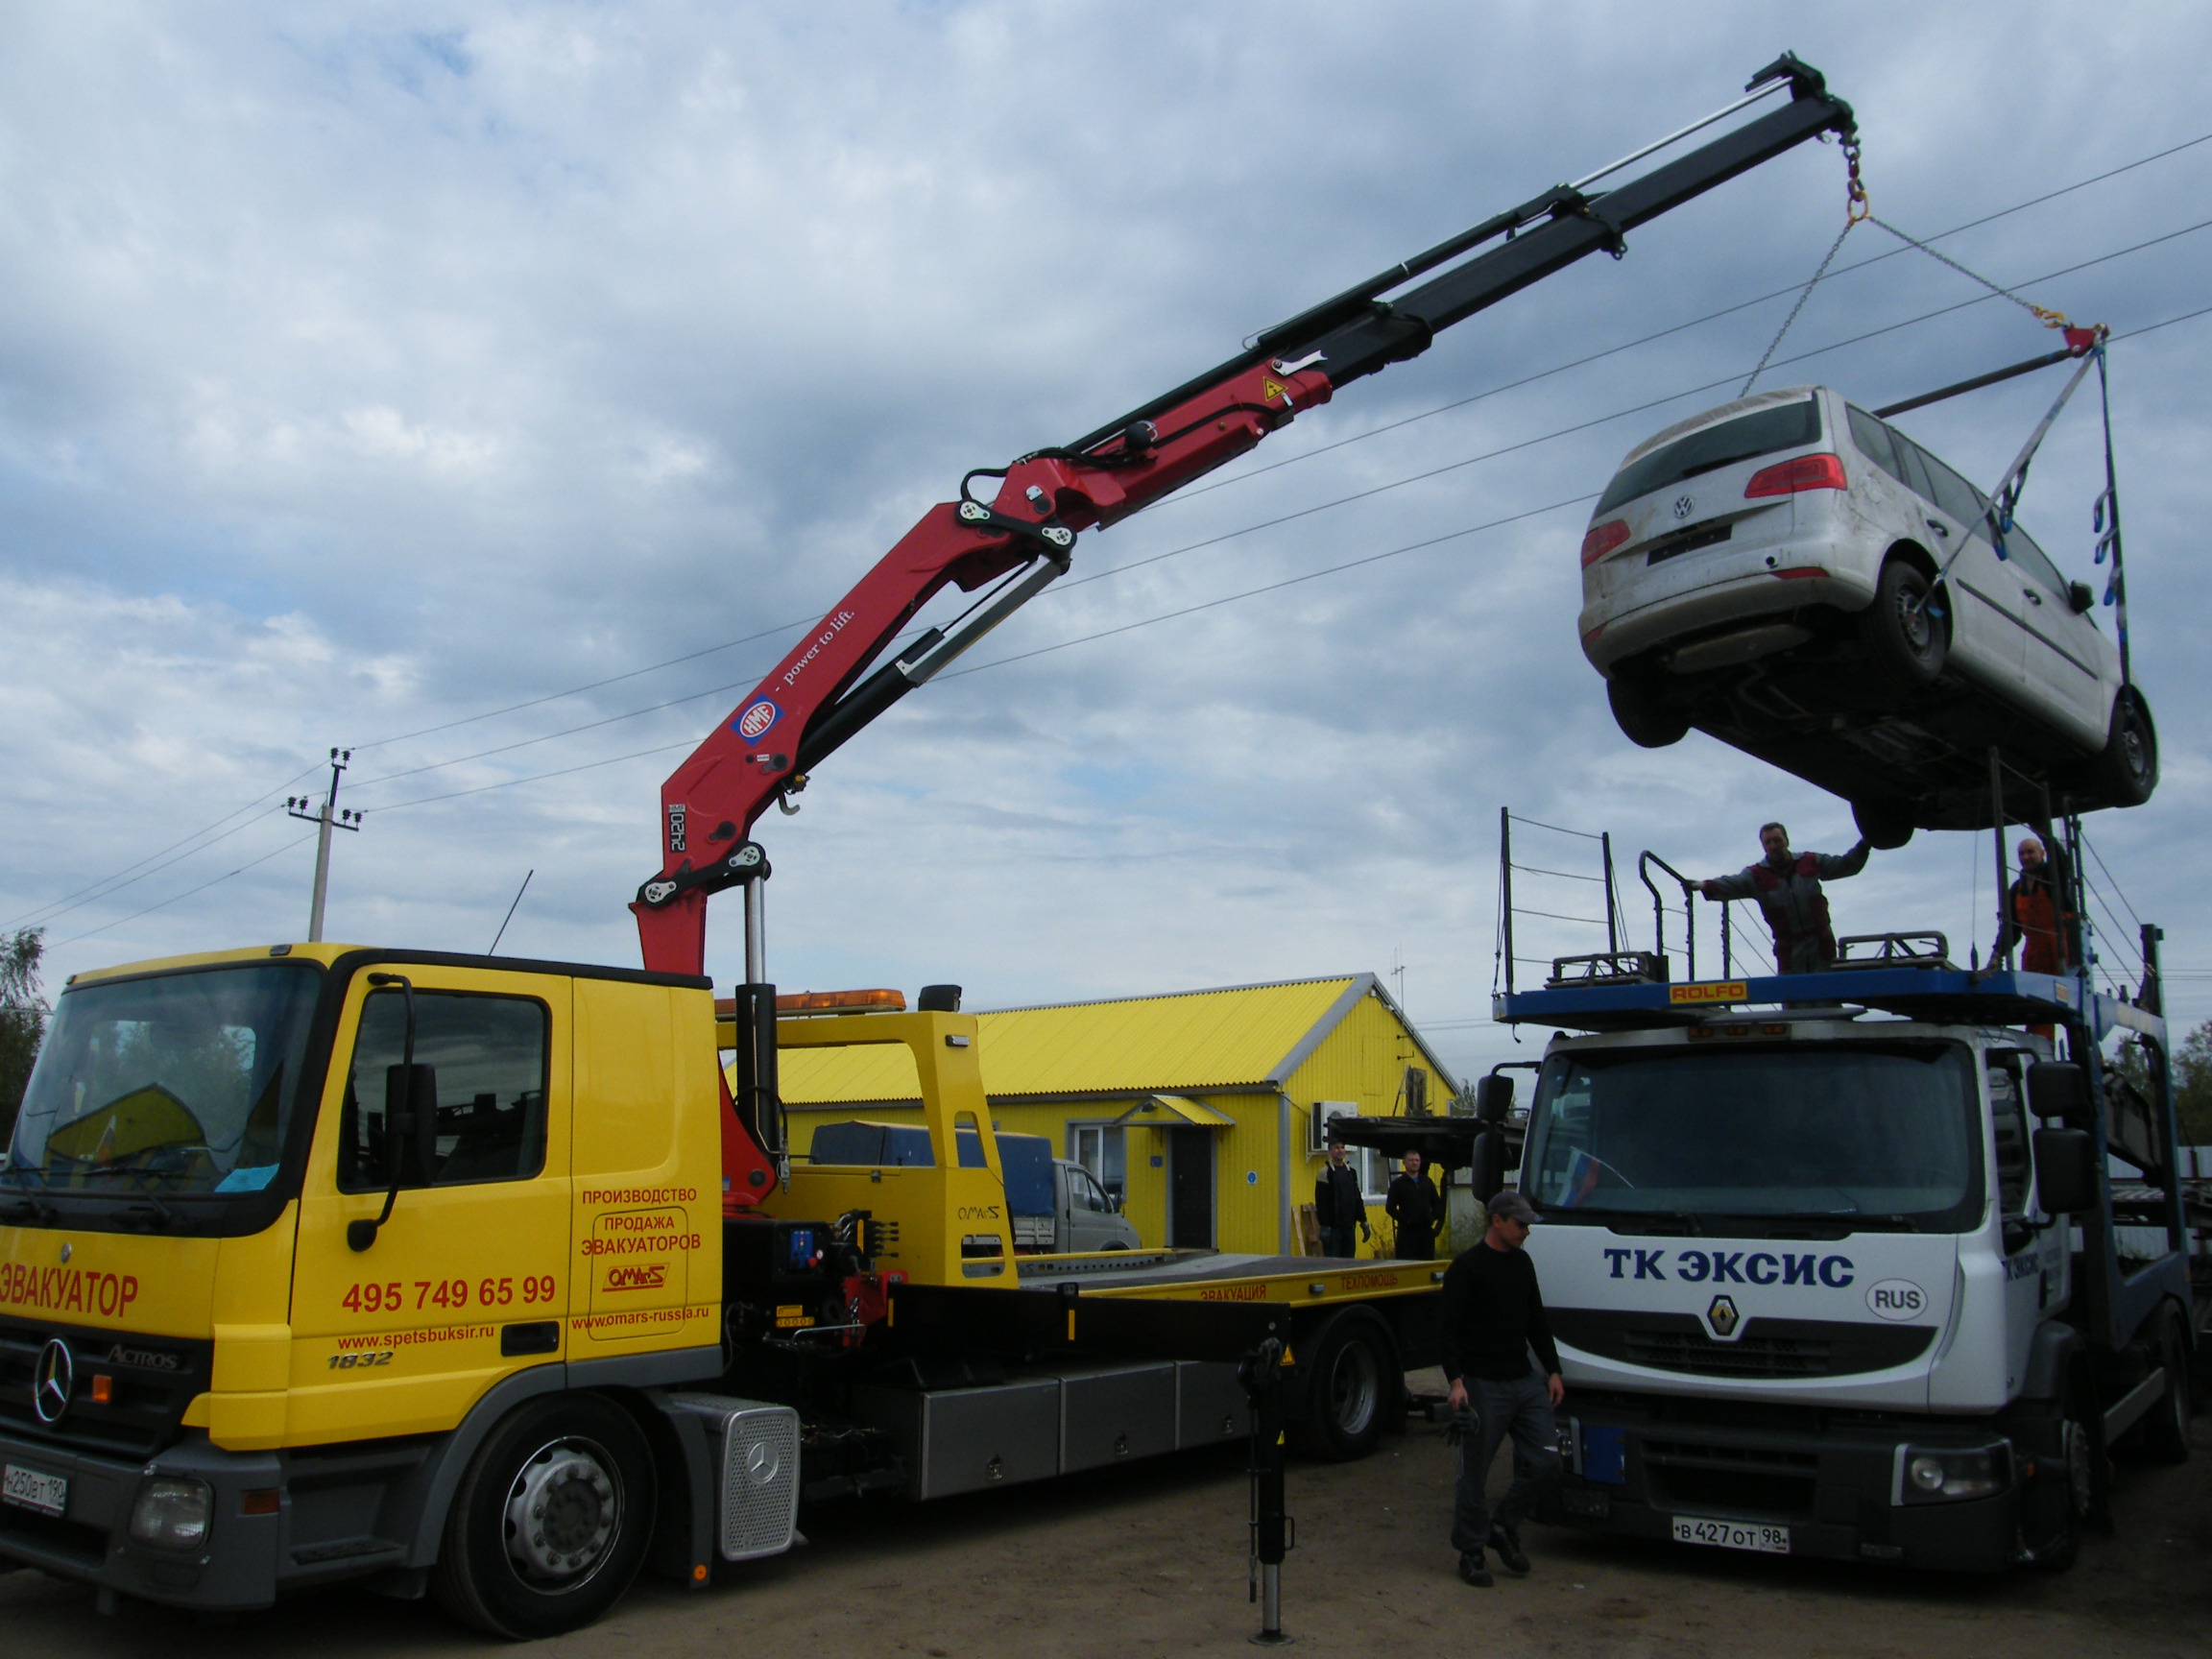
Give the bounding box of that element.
[1310,1100,1358,1154]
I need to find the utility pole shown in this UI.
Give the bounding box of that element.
[287,749,361,944]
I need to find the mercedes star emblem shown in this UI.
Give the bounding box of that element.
[33,1337,74,1424]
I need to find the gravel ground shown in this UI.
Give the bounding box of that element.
[6,1380,2206,1658]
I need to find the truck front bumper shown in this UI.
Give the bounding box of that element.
[1536,1391,2022,1573]
[0,1427,287,1609]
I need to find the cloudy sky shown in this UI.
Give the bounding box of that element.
[4,1,2207,1086]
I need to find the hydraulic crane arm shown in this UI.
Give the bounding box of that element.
[635,54,1854,1200]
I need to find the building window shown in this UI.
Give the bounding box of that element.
[1070,1124,1127,1204]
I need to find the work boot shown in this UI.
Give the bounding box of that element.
[1489,1525,1529,1575]
[1457,1550,1494,1588]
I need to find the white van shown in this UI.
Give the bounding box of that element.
[1577,386,2156,841]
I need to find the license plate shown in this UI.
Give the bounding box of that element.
[2,1463,68,1518]
[1671,1515,1789,1553]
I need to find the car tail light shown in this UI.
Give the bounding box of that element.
[1580,519,1631,566]
[1744,453,1847,497]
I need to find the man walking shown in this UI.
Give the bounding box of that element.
[1698,821,1873,974]
[1385,1150,1439,1261]
[1441,1190,1564,1588]
[1314,1136,1371,1259]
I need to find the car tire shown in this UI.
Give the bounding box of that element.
[2135,1308,2192,1466]
[1606,671,1689,749]
[1859,558,1947,691]
[1851,798,1916,851]
[1288,1309,1396,1462]
[430,1393,656,1639]
[2090,686,2158,807]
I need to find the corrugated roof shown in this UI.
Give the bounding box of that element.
[778,975,1363,1104]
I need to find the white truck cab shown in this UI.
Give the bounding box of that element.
[1491,954,2200,1573]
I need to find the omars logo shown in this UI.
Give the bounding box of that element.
[734,699,781,744]
[603,1264,669,1293]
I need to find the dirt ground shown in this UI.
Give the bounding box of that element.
[7,1376,2207,1659]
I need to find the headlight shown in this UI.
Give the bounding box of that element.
[130,1477,212,1550]
[1898,1445,2009,1503]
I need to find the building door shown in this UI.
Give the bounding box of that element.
[1168,1127,1214,1249]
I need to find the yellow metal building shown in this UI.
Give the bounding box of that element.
[773,974,1459,1258]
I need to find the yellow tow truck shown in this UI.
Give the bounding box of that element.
[0,943,1448,1635]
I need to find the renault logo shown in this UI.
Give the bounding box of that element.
[1705,1295,1742,1339]
[33,1338,74,1424]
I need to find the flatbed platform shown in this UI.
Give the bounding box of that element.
[1017,1249,1444,1307]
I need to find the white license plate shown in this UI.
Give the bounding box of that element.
[1671,1515,1789,1553]
[2,1463,68,1518]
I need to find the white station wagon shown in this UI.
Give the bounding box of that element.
[1577,386,2156,843]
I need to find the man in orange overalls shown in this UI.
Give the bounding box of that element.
[1992,835,2075,974]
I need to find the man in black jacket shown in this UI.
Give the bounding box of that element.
[1314,1136,1370,1258]
[1439,1190,1563,1588]
[1384,1150,1440,1260]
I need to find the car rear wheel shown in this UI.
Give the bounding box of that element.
[2090,686,2158,807]
[1860,557,1947,691]
[1851,797,1916,851]
[1606,671,1688,749]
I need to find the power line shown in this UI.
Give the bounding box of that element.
[56,831,320,948]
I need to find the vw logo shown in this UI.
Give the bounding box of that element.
[1672,495,1695,520]
[33,1337,74,1424]
[1704,1295,1742,1339]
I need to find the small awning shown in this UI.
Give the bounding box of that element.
[1109,1094,1236,1130]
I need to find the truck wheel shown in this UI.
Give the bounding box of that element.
[1606,671,1689,749]
[1860,558,1947,692]
[431,1394,656,1639]
[2021,1394,2092,1574]
[2090,686,2158,807]
[2136,1309,2192,1465]
[1289,1309,1396,1462]
[1850,797,1915,851]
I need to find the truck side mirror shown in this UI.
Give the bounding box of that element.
[386,1062,440,1186]
[1474,1074,1515,1123]
[2026,1062,2093,1128]
[2032,1127,2098,1214]
[1469,1129,1506,1202]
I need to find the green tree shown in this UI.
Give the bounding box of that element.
[2176,1017,2212,1146]
[0,927,47,1145]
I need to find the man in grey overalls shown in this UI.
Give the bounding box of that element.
[1698,822,1873,974]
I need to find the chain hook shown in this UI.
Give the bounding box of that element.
[1842,135,1870,226]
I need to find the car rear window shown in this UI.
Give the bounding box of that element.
[1597,397,1821,516]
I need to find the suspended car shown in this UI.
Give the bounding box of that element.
[1576,385,2155,843]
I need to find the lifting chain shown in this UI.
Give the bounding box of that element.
[1843,133,1870,226]
[1739,133,1868,397]
[1867,211,2074,333]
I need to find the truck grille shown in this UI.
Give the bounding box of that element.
[0,1317,214,1457]
[1551,1309,1935,1381]
[1643,1438,1818,1518]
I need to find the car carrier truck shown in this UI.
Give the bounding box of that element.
[1489,931,2204,1573]
[0,57,1868,1636]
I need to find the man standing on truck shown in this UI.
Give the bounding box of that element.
[1442,1191,1564,1589]
[1697,821,1872,974]
[1315,1136,1371,1258]
[1990,834,2076,973]
[1385,1149,1440,1260]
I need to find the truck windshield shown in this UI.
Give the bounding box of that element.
[1596,396,1821,516]
[4,964,322,1196]
[1524,1041,1982,1230]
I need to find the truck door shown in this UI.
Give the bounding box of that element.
[290,967,571,1443]
[1986,1051,2056,1392]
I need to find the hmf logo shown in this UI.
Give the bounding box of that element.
[734,699,781,744]
[604,1265,668,1293]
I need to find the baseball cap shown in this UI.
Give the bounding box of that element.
[1487,1190,1538,1225]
